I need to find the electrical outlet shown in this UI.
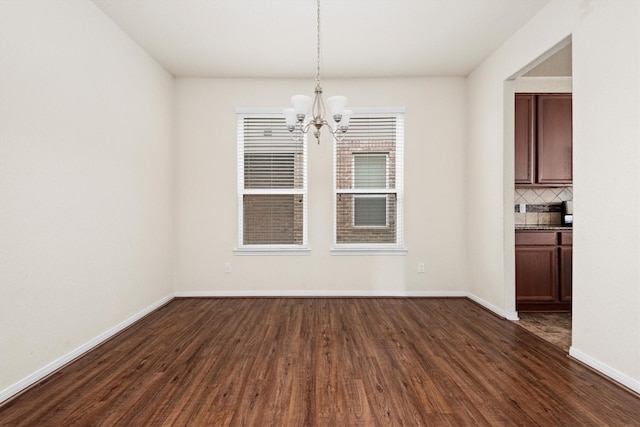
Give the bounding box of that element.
[418,262,425,273]
[224,262,231,274]
[519,203,526,213]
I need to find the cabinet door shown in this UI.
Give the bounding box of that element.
[515,246,558,302]
[559,246,572,302]
[537,94,572,184]
[514,94,535,184]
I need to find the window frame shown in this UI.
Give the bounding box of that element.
[235,109,309,256]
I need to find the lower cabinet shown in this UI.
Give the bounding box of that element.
[559,246,572,303]
[515,230,572,312]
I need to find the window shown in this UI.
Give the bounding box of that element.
[237,112,307,253]
[334,109,405,253]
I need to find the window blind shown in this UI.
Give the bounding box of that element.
[238,114,307,247]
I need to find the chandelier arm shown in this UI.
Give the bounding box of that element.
[288,126,305,142]
[302,121,314,134]
[325,124,343,136]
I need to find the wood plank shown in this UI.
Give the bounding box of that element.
[1,298,639,426]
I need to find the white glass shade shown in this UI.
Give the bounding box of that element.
[340,109,352,127]
[327,95,348,118]
[291,95,312,115]
[283,108,297,127]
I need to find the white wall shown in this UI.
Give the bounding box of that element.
[0,0,175,396]
[467,0,640,391]
[571,0,640,390]
[174,78,468,296]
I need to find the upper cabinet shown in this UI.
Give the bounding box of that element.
[514,94,536,184]
[515,93,572,186]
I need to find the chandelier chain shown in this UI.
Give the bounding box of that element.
[315,0,321,85]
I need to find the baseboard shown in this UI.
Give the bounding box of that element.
[174,290,468,298]
[569,347,640,395]
[465,292,519,320]
[174,290,518,320]
[0,293,174,405]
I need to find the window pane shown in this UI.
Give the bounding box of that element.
[336,142,395,191]
[336,194,397,244]
[244,153,295,189]
[354,196,386,226]
[243,194,303,245]
[354,154,386,189]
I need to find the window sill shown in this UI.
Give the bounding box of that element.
[330,246,408,256]
[234,247,311,256]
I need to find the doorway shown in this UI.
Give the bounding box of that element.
[511,41,573,351]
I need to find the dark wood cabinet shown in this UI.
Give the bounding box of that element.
[515,93,572,186]
[537,95,573,184]
[514,94,535,184]
[558,230,573,303]
[559,247,572,302]
[516,246,558,302]
[516,230,572,312]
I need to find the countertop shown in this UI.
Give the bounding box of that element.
[515,225,572,231]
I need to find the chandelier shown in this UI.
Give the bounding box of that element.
[283,0,351,143]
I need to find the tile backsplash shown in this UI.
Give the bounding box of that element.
[515,187,573,205]
[514,187,572,226]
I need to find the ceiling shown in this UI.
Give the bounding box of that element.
[91,0,551,79]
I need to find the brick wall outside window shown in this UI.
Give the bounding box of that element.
[243,194,304,245]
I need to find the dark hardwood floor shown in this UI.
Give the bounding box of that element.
[1,298,639,426]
